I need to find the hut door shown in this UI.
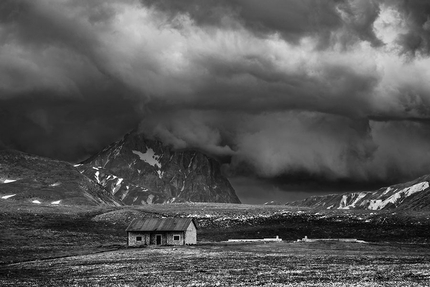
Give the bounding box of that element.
[156,234,162,245]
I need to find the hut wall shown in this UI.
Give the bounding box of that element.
[128,232,150,247]
[166,232,185,245]
[127,222,196,246]
[185,222,197,245]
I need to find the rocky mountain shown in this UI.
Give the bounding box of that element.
[0,149,121,206]
[288,175,430,211]
[77,131,241,205]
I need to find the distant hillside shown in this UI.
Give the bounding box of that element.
[77,130,241,205]
[288,175,430,211]
[0,149,121,206]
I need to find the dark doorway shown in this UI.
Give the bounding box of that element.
[156,234,162,245]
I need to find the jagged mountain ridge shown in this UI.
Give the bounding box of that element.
[288,174,430,211]
[77,131,241,205]
[0,149,121,206]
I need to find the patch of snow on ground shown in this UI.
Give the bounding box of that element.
[2,194,16,199]
[32,200,41,204]
[73,164,82,167]
[51,200,61,205]
[50,182,61,187]
[4,179,17,183]
[186,213,215,218]
[132,149,162,169]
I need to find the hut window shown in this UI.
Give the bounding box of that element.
[136,236,142,241]
[173,235,180,241]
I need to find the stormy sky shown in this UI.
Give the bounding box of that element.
[2,0,430,203]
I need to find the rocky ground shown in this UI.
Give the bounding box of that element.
[1,242,430,286]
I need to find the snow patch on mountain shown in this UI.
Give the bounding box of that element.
[3,179,17,184]
[368,199,384,210]
[368,181,429,210]
[291,176,430,212]
[338,192,367,209]
[95,171,100,183]
[132,149,161,169]
[51,200,61,205]
[77,130,241,205]
[400,181,428,196]
[120,188,130,201]
[146,194,154,204]
[32,200,41,204]
[2,194,16,199]
[112,178,124,194]
[381,187,393,195]
[157,170,164,178]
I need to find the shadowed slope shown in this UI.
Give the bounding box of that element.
[0,149,121,206]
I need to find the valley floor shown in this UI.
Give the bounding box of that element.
[1,200,430,286]
[1,241,430,286]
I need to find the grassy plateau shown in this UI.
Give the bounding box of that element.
[1,200,430,286]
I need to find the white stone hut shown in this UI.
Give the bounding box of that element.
[126,218,198,247]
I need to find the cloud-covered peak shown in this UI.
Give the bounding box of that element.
[2,0,430,184]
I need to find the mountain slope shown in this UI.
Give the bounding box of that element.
[77,131,241,205]
[288,175,430,211]
[0,149,122,206]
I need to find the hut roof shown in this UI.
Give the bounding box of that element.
[126,218,198,232]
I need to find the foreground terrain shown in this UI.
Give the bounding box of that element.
[1,200,430,286]
[1,242,430,286]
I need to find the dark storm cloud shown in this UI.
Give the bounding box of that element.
[1,93,140,161]
[0,0,143,160]
[141,0,342,41]
[387,0,430,55]
[140,0,385,48]
[2,0,430,188]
